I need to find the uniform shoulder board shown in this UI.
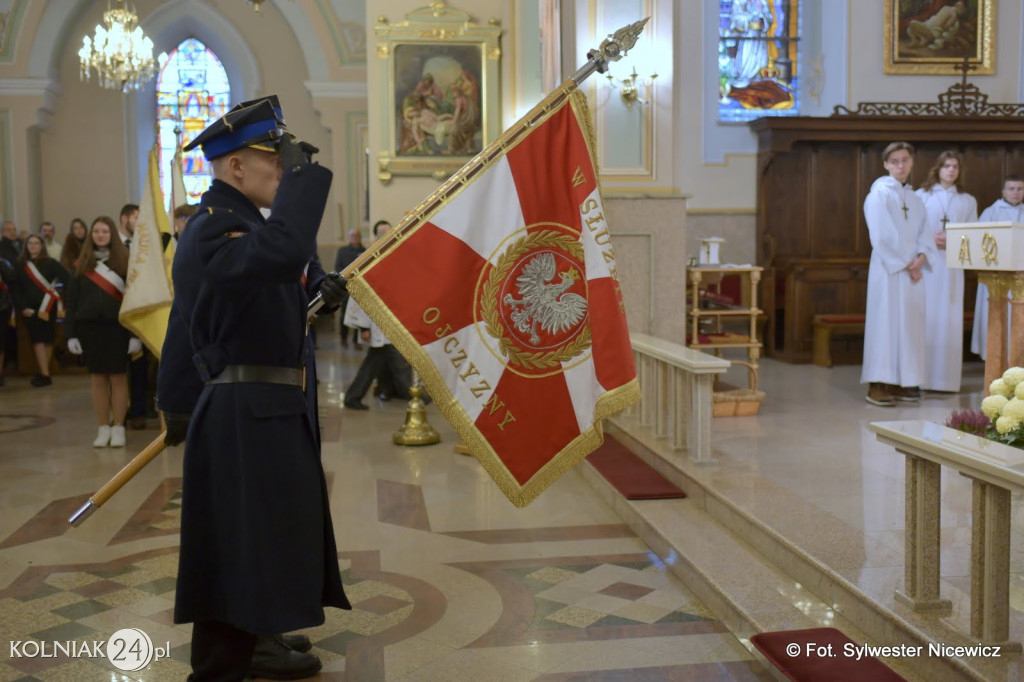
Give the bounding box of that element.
[197,207,244,239]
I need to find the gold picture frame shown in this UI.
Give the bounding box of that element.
[884,0,994,75]
[375,1,501,183]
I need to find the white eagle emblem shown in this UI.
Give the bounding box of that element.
[503,252,588,345]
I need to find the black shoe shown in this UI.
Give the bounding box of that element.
[344,400,369,410]
[128,416,147,430]
[0,375,5,386]
[30,374,52,387]
[277,633,312,653]
[250,635,321,680]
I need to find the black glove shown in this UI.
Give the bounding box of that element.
[163,411,191,447]
[317,272,347,307]
[279,136,320,168]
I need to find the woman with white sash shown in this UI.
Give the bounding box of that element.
[916,151,977,392]
[64,216,140,447]
[13,234,68,387]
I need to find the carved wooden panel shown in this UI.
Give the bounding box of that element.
[811,145,860,258]
[782,260,868,362]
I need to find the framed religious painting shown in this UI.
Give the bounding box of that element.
[374,2,501,183]
[884,0,994,74]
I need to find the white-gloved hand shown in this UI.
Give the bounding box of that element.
[128,337,142,355]
[67,338,83,355]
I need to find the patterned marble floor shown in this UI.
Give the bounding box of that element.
[0,321,768,681]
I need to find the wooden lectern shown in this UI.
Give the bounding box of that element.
[946,221,1024,391]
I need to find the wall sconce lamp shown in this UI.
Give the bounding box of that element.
[606,66,657,109]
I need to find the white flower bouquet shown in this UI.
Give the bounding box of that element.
[979,367,1024,448]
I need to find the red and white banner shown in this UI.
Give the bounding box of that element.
[347,89,640,507]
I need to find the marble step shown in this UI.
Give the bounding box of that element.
[578,418,999,682]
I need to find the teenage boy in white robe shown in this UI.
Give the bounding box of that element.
[970,175,1024,360]
[916,151,977,392]
[861,141,934,407]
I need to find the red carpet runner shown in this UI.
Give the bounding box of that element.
[586,437,686,500]
[750,627,907,681]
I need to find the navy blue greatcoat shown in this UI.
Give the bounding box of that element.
[159,168,349,635]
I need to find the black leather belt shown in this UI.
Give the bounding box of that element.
[205,365,304,387]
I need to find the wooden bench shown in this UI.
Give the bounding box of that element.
[812,312,974,368]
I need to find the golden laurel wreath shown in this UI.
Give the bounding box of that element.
[480,230,592,370]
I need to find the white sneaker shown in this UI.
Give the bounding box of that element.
[93,425,111,448]
[109,425,126,448]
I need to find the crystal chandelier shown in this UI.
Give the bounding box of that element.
[78,0,159,92]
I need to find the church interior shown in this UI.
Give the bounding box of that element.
[2,0,1024,680]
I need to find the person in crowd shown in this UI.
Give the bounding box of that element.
[342,296,413,410]
[971,174,1024,360]
[861,141,933,407]
[157,95,349,680]
[0,254,13,386]
[342,221,414,410]
[0,221,19,373]
[64,216,138,447]
[118,203,139,246]
[60,218,88,272]
[39,221,63,260]
[117,202,150,427]
[0,220,22,263]
[173,203,199,241]
[12,234,69,387]
[334,226,367,347]
[915,151,977,392]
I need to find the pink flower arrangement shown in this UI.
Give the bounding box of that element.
[944,408,991,437]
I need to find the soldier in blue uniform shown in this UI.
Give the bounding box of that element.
[157,96,350,681]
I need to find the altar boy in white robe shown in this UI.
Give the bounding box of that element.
[916,151,977,392]
[970,174,1024,360]
[862,142,934,406]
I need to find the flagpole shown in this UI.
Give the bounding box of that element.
[68,434,167,526]
[340,17,649,282]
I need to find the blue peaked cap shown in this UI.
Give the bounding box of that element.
[183,95,288,161]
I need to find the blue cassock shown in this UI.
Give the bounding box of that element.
[157,168,350,635]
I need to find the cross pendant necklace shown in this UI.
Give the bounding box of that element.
[939,188,955,229]
[900,188,909,220]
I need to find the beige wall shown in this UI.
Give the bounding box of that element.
[685,212,756,267]
[603,195,687,342]
[848,0,1023,106]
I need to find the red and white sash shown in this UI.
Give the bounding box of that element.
[84,261,125,302]
[24,261,64,321]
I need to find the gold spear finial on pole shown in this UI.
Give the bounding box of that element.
[572,17,650,84]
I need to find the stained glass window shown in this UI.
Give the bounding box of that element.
[718,0,800,123]
[156,38,231,209]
